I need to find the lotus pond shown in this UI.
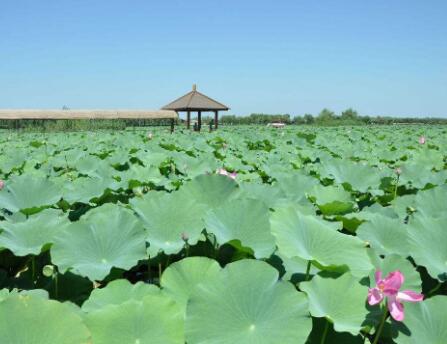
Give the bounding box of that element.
[0,125,446,343]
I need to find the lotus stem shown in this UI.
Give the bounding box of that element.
[393,175,400,200]
[372,306,388,344]
[185,242,190,257]
[54,273,59,299]
[158,262,162,282]
[427,282,442,297]
[320,319,329,344]
[31,256,36,284]
[305,261,311,281]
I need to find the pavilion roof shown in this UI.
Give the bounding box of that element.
[162,85,229,111]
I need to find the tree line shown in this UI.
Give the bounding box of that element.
[215,109,447,125]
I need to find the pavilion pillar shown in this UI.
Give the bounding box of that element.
[187,111,191,129]
[214,111,218,129]
[170,119,175,133]
[198,111,202,131]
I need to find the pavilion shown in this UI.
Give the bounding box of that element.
[0,109,178,132]
[162,85,229,131]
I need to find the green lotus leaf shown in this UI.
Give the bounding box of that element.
[310,184,352,204]
[161,257,221,312]
[204,199,276,258]
[236,182,286,208]
[345,203,399,222]
[318,159,383,192]
[119,164,165,187]
[300,273,369,335]
[131,190,208,256]
[133,151,169,168]
[277,252,319,282]
[185,259,311,344]
[411,149,444,170]
[357,216,409,256]
[309,185,355,215]
[398,163,434,189]
[271,206,373,278]
[180,174,238,208]
[73,155,106,175]
[0,174,62,213]
[108,152,132,168]
[0,288,49,301]
[306,317,364,344]
[61,176,118,204]
[82,279,161,312]
[0,149,27,173]
[85,294,184,344]
[0,209,69,256]
[407,215,447,281]
[393,296,447,344]
[413,185,447,218]
[222,155,250,172]
[50,149,88,170]
[52,204,147,281]
[391,194,416,219]
[273,172,319,202]
[173,154,218,179]
[0,294,91,343]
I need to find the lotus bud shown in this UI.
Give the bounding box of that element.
[0,180,4,190]
[181,232,189,242]
[133,187,144,197]
[42,265,55,277]
[394,167,402,175]
[147,132,153,140]
[418,136,426,144]
[216,168,228,176]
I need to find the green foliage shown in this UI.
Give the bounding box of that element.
[0,125,445,343]
[185,260,312,344]
[300,273,369,335]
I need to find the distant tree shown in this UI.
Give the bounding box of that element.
[292,116,305,124]
[360,115,371,124]
[303,114,314,124]
[316,108,336,124]
[341,108,358,120]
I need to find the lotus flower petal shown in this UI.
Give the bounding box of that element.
[367,288,383,305]
[397,290,424,303]
[388,296,405,321]
[383,271,404,291]
[374,270,383,283]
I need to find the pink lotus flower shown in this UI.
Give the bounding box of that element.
[418,136,426,144]
[216,168,237,180]
[368,270,423,321]
[0,180,4,190]
[394,167,402,175]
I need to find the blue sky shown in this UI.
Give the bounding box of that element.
[1,0,446,117]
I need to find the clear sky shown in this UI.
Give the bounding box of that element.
[1,0,446,117]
